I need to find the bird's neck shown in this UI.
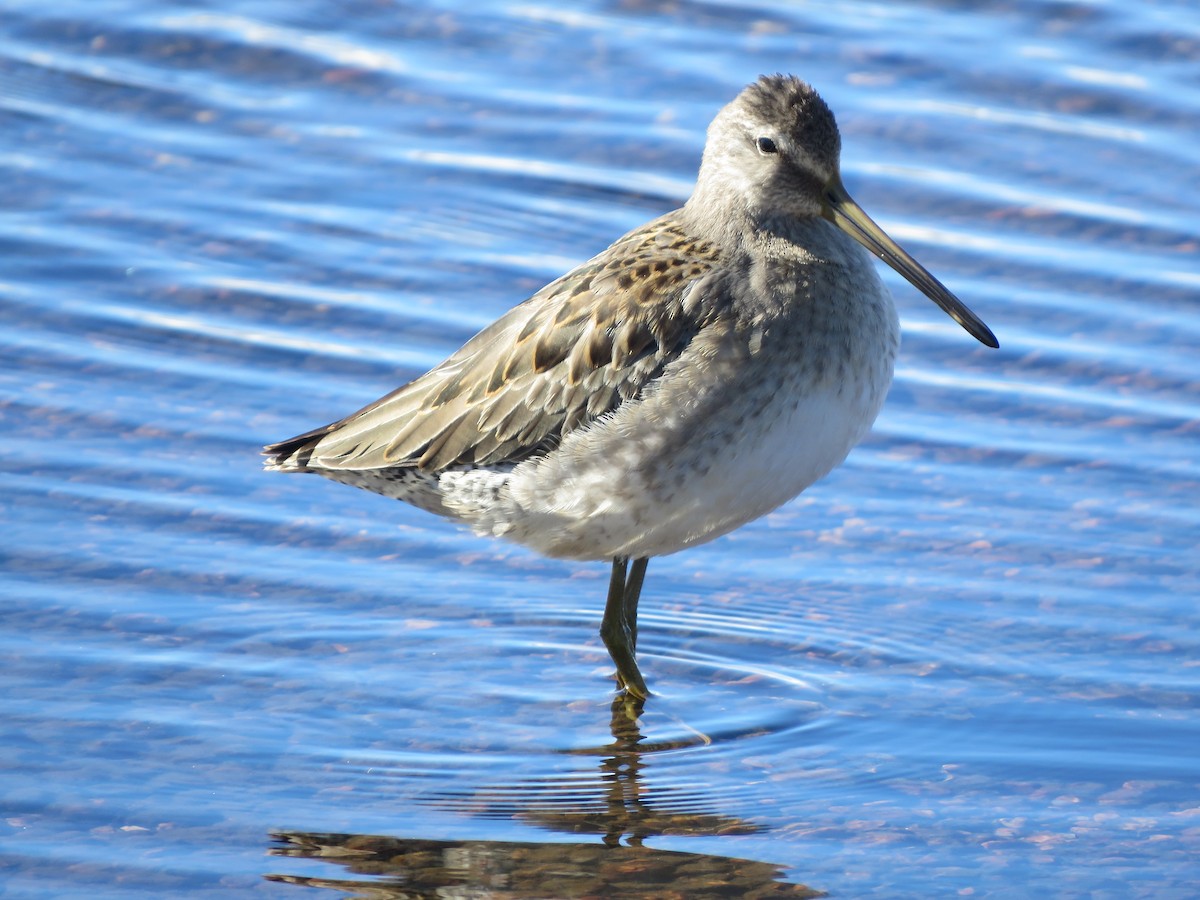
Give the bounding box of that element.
[681,192,840,265]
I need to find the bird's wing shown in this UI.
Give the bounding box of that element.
[264,215,724,473]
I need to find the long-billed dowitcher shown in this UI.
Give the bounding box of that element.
[264,75,997,700]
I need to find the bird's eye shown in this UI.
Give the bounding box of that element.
[756,136,778,155]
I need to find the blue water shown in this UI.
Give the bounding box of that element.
[2,1,1198,897]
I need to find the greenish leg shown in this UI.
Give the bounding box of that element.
[623,557,648,652]
[600,556,650,699]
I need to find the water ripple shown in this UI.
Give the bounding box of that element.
[3,1,1199,897]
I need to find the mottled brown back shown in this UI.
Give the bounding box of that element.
[263,215,724,473]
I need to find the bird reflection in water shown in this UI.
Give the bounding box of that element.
[265,698,822,897]
[427,695,754,844]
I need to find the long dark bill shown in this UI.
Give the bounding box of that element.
[823,177,998,348]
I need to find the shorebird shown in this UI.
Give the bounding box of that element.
[264,75,996,700]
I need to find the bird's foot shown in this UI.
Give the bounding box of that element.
[614,657,650,701]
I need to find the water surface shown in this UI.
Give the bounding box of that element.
[2,1,1198,897]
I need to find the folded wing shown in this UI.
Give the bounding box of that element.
[263,217,723,474]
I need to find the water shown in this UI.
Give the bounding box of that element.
[2,1,1198,897]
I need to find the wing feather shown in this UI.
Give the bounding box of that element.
[264,215,724,474]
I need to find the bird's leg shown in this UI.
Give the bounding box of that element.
[600,556,650,699]
[623,557,649,652]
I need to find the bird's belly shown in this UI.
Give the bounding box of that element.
[477,348,893,561]
[622,376,884,558]
[650,380,877,549]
